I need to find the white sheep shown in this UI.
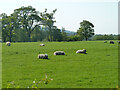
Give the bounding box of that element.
[38,54,48,59]
[104,41,107,43]
[76,49,87,54]
[6,42,11,46]
[54,51,65,55]
[40,44,45,46]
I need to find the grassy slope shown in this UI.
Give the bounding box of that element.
[2,41,118,88]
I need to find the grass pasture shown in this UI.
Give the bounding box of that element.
[2,41,118,88]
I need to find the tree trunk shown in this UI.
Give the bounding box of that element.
[85,37,88,41]
[9,30,12,42]
[28,32,31,42]
[49,26,53,42]
[49,31,52,42]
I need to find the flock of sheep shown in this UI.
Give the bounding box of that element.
[38,44,87,59]
[104,40,120,44]
[6,42,87,59]
[6,40,120,59]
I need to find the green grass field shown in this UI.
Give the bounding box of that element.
[2,41,118,88]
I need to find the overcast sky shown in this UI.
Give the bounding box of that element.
[0,0,118,34]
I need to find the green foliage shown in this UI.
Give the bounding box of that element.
[77,20,94,41]
[67,35,84,41]
[13,6,40,41]
[31,26,48,42]
[0,13,9,42]
[0,6,64,42]
[2,41,118,88]
[92,34,118,40]
[118,34,120,40]
[52,28,62,41]
[61,27,67,41]
[40,8,57,41]
[0,6,96,42]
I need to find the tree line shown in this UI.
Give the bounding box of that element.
[92,34,119,40]
[0,6,64,42]
[1,6,118,42]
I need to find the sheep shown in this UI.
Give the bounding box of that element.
[76,49,87,54]
[54,51,65,55]
[38,54,48,59]
[40,44,45,46]
[6,42,11,46]
[104,41,107,43]
[109,41,114,44]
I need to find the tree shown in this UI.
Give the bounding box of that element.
[0,6,59,42]
[6,15,16,42]
[61,27,67,41]
[77,20,94,41]
[118,34,120,40]
[0,13,8,42]
[13,6,41,41]
[52,27,62,41]
[67,35,84,41]
[31,26,48,42]
[92,34,117,40]
[40,8,57,41]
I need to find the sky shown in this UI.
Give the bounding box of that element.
[0,0,119,34]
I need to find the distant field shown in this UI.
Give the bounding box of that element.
[2,41,118,88]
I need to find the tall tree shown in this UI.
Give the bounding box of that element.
[61,27,67,41]
[13,6,41,41]
[118,34,120,40]
[77,20,94,41]
[40,8,57,41]
[52,26,62,41]
[6,15,15,42]
[0,13,8,42]
[0,13,15,42]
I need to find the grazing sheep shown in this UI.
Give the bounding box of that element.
[76,49,87,54]
[104,41,107,43]
[54,51,65,55]
[38,54,48,59]
[40,44,45,46]
[109,41,114,44]
[6,42,11,46]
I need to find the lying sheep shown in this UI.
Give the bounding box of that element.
[6,42,11,46]
[54,51,65,55]
[76,49,87,54]
[110,41,114,44]
[40,44,45,46]
[104,41,107,43]
[38,54,48,59]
